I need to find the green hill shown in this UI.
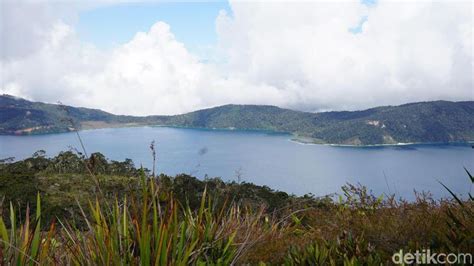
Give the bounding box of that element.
[0,94,146,134]
[1,94,473,145]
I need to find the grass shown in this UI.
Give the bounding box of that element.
[0,194,52,265]
[0,175,281,265]
[0,154,473,265]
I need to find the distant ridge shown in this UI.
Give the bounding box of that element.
[1,94,473,145]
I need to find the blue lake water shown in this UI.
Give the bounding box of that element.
[0,126,473,200]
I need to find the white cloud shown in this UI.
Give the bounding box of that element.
[1,16,289,115]
[81,21,293,114]
[1,0,472,115]
[1,20,104,105]
[217,0,473,111]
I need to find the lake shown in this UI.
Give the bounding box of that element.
[1,126,473,200]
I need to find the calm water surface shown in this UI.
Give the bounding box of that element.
[1,127,473,200]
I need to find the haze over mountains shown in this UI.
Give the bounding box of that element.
[1,94,473,145]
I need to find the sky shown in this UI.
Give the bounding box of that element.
[77,1,231,59]
[1,0,473,115]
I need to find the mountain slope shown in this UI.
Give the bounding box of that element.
[1,94,473,145]
[0,95,142,134]
[310,101,474,144]
[158,104,315,132]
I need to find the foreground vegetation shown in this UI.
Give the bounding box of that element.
[1,152,473,264]
[2,94,474,145]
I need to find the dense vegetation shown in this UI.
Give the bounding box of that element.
[1,152,473,264]
[2,94,474,145]
[0,95,143,135]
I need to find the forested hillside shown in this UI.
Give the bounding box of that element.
[2,94,473,145]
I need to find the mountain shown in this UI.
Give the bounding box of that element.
[1,94,473,145]
[0,95,136,134]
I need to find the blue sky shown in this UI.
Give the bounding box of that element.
[77,0,376,53]
[77,1,231,55]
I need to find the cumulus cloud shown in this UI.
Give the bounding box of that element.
[79,21,293,114]
[1,20,104,104]
[217,0,473,111]
[1,0,472,115]
[1,14,288,115]
[0,0,93,60]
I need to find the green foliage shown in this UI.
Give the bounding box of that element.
[0,194,56,265]
[0,175,272,265]
[2,94,474,145]
[0,94,144,135]
[284,237,384,266]
[0,154,473,264]
[58,180,248,265]
[438,168,474,252]
[0,153,301,228]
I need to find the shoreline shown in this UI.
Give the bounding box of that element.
[289,135,474,147]
[3,123,474,148]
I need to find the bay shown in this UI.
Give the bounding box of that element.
[1,126,472,200]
